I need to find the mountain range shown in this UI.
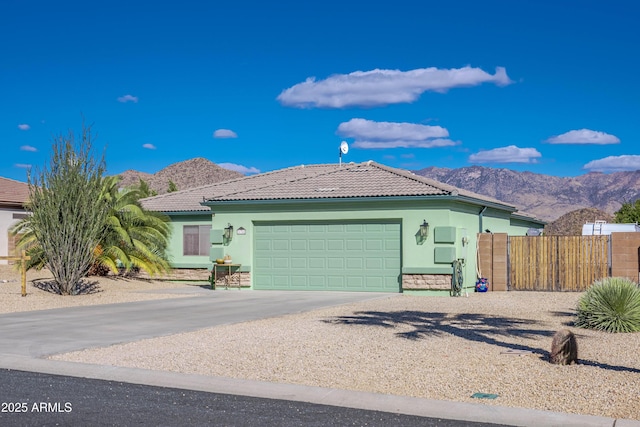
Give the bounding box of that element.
[116,158,640,222]
[413,166,640,221]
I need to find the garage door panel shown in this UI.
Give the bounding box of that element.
[327,240,343,250]
[365,239,383,251]
[254,222,400,292]
[365,258,383,269]
[346,258,363,269]
[385,258,401,269]
[309,240,325,250]
[273,258,289,268]
[328,275,345,287]
[291,258,307,269]
[327,258,344,269]
[385,239,400,251]
[254,226,272,235]
[290,276,308,287]
[365,277,383,288]
[273,240,289,251]
[346,240,363,251]
[309,258,325,269]
[309,276,326,287]
[255,240,272,251]
[346,276,364,287]
[255,257,272,268]
[291,240,307,251]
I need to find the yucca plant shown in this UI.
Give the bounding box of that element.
[576,277,640,333]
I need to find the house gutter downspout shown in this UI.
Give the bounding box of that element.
[479,206,487,234]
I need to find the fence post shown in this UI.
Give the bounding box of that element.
[0,251,31,297]
[21,250,28,297]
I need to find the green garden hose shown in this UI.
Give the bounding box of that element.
[451,259,464,297]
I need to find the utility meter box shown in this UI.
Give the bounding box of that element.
[210,229,225,244]
[433,227,468,263]
[434,226,456,244]
[434,247,457,263]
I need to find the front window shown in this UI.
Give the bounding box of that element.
[183,225,210,256]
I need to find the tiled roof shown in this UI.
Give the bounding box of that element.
[141,162,516,213]
[0,177,29,207]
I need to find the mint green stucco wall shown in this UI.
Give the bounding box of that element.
[509,217,545,235]
[164,198,544,292]
[166,213,212,268]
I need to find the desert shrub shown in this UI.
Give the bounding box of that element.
[576,277,640,333]
[23,124,109,295]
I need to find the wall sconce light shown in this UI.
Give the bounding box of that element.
[236,227,246,235]
[419,220,429,238]
[415,220,430,245]
[223,223,234,242]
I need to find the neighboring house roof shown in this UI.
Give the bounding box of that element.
[140,161,522,215]
[0,177,29,208]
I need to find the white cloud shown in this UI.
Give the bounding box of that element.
[117,94,139,103]
[337,118,457,149]
[353,138,458,149]
[469,145,542,164]
[278,66,512,108]
[583,155,640,172]
[219,163,260,175]
[18,124,30,130]
[15,163,31,169]
[142,143,156,150]
[546,129,620,144]
[213,129,238,138]
[20,145,37,152]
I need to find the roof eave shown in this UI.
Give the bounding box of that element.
[202,194,516,211]
[510,212,547,225]
[0,201,27,208]
[149,209,211,215]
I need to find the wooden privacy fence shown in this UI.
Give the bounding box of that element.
[508,235,610,291]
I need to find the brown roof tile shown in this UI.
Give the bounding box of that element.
[0,177,29,207]
[141,162,516,212]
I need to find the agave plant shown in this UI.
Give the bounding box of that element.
[576,277,640,333]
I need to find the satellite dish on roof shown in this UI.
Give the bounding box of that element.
[339,141,349,167]
[340,141,349,155]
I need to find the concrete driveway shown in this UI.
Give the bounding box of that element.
[0,289,391,359]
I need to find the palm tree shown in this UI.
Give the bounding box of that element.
[12,175,172,277]
[95,176,171,275]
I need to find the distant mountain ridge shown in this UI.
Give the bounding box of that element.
[115,158,640,222]
[413,166,640,221]
[117,157,243,195]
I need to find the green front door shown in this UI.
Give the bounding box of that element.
[253,221,401,292]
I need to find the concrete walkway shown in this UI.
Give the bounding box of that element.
[1,288,638,427]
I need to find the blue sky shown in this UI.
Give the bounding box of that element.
[2,0,639,182]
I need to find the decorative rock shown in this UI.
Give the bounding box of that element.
[549,329,578,365]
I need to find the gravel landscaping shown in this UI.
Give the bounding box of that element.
[2,265,638,421]
[0,265,194,314]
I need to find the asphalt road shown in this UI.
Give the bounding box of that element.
[0,369,508,427]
